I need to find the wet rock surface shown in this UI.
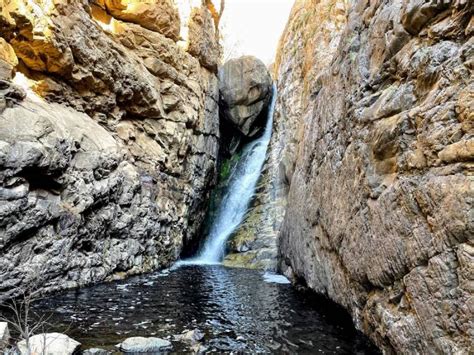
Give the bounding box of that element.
[0,1,220,300]
[273,0,473,353]
[219,56,273,137]
[83,348,110,355]
[174,328,205,345]
[116,336,172,353]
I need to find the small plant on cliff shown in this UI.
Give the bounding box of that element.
[0,293,50,353]
[219,150,242,182]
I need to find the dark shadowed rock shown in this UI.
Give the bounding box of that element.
[219,56,272,137]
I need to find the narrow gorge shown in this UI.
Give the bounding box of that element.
[0,0,472,354]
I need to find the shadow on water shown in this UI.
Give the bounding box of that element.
[32,265,380,354]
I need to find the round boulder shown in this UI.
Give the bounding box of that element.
[219,56,273,137]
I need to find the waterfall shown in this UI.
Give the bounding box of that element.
[184,84,277,265]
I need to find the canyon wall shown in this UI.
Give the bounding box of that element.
[0,0,220,300]
[276,0,473,353]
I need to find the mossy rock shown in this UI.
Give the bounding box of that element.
[223,252,260,269]
[223,251,276,270]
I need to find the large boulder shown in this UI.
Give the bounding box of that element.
[17,333,80,355]
[219,56,273,137]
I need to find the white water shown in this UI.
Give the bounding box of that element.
[181,84,277,265]
[262,272,291,284]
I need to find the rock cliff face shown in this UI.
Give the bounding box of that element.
[0,0,220,300]
[275,0,473,353]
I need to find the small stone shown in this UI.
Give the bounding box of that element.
[83,348,110,355]
[0,322,10,350]
[190,343,208,354]
[116,336,172,353]
[174,328,204,345]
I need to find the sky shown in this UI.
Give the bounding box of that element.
[220,0,295,65]
[176,0,295,65]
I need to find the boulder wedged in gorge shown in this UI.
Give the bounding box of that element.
[219,56,273,137]
[0,0,220,300]
[274,0,473,353]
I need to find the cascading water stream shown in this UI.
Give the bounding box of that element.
[183,84,277,265]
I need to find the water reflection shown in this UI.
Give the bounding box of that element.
[32,266,379,354]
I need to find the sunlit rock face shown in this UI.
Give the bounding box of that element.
[0,39,17,80]
[101,0,181,40]
[0,0,220,300]
[219,56,273,138]
[275,0,473,353]
[187,4,221,72]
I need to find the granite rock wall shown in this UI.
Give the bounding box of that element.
[0,0,220,300]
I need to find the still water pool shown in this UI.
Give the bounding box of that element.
[33,265,379,354]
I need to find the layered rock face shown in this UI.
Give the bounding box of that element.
[219,56,273,137]
[276,0,473,353]
[0,0,220,300]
